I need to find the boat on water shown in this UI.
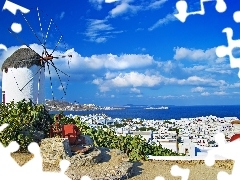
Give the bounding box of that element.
[144,106,169,110]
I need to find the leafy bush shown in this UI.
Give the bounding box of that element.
[0,100,53,152]
[56,115,184,161]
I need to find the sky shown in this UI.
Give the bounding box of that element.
[0,0,240,106]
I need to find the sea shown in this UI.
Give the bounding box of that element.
[49,105,240,120]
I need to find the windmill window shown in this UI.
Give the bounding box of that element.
[2,91,5,104]
[4,68,8,73]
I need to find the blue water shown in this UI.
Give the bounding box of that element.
[50,105,240,120]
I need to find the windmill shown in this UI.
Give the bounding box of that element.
[1,7,72,106]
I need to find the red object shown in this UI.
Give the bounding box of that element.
[230,134,240,142]
[62,124,85,145]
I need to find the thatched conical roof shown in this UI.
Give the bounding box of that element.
[1,46,42,71]
[231,120,240,125]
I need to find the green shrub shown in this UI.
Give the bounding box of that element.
[59,114,184,161]
[0,100,53,152]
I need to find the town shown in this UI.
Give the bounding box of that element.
[65,113,240,158]
[45,99,124,111]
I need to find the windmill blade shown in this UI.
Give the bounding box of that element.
[48,60,70,93]
[52,55,72,59]
[36,65,43,104]
[46,60,54,101]
[36,7,45,45]
[10,69,22,92]
[21,12,45,50]
[50,35,63,55]
[8,28,34,52]
[48,60,67,96]
[49,60,70,78]
[19,66,44,92]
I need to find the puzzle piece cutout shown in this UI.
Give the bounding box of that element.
[215,26,240,78]
[205,132,240,180]
[154,165,190,180]
[171,165,190,180]
[174,0,227,22]
[2,0,30,15]
[233,10,240,23]
[0,123,73,180]
[2,0,30,33]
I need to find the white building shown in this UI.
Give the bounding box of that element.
[178,142,195,156]
[1,46,45,104]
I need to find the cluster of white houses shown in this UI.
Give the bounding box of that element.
[66,113,240,157]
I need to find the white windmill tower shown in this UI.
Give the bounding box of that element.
[1,45,45,104]
[1,7,72,105]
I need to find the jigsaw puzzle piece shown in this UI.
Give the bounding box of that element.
[233,11,240,23]
[171,165,190,180]
[80,176,92,180]
[175,0,227,22]
[215,0,227,13]
[0,141,21,178]
[154,176,165,180]
[174,0,189,22]
[21,142,42,174]
[216,27,240,78]
[205,133,240,179]
[217,171,232,180]
[0,123,8,132]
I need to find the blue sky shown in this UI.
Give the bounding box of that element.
[1,0,240,106]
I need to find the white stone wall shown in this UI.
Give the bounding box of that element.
[2,65,45,104]
[159,142,177,153]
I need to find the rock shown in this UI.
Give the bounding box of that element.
[40,138,134,180]
[82,135,94,145]
[40,138,72,164]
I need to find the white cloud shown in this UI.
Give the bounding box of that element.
[158,60,176,72]
[205,67,232,74]
[228,82,240,88]
[67,52,155,71]
[59,12,65,20]
[183,65,206,73]
[174,47,218,61]
[148,13,176,31]
[85,19,116,43]
[109,0,141,17]
[191,87,205,92]
[130,87,141,93]
[105,0,120,3]
[111,72,162,87]
[93,71,163,92]
[89,0,105,10]
[158,95,175,99]
[111,94,115,98]
[162,75,227,87]
[201,92,210,96]
[58,82,66,91]
[158,95,190,99]
[147,0,168,9]
[107,0,167,19]
[213,91,227,95]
